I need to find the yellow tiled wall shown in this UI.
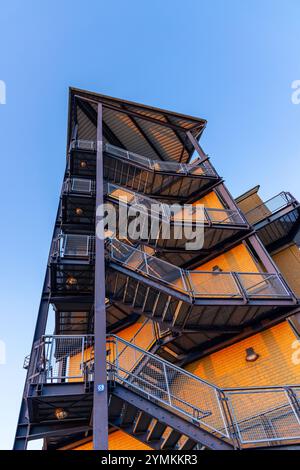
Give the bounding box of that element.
[70,430,151,450]
[193,190,224,209]
[195,243,260,272]
[272,244,300,297]
[237,192,263,215]
[185,321,300,387]
[236,190,271,225]
[116,316,156,350]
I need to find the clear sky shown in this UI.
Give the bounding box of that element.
[0,0,299,450]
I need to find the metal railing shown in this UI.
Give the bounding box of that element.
[107,334,230,439]
[104,143,216,176]
[70,140,97,152]
[52,234,95,259]
[28,334,300,447]
[106,182,246,226]
[108,238,292,300]
[222,386,300,445]
[245,192,297,226]
[28,335,94,384]
[64,177,95,194]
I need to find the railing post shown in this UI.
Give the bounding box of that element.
[217,390,241,450]
[286,387,300,425]
[162,362,172,407]
[232,272,247,303]
[115,337,119,380]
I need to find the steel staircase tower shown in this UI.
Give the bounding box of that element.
[14,89,300,450]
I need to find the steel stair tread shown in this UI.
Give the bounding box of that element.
[161,429,182,449]
[133,411,153,435]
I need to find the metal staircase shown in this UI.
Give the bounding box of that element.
[25,334,300,450]
[106,238,297,332]
[105,182,250,265]
[70,140,221,201]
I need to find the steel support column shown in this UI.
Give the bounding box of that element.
[93,103,108,450]
[186,130,207,162]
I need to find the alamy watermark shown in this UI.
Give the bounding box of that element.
[0,80,6,104]
[96,201,205,250]
[0,340,6,365]
[291,80,300,104]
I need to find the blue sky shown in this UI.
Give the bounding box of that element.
[0,0,299,450]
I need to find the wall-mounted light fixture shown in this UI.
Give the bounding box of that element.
[245,347,259,362]
[66,276,78,286]
[75,207,83,216]
[54,408,68,420]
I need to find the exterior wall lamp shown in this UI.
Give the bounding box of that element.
[54,408,68,420]
[245,347,259,362]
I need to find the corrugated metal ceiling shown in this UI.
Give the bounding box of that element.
[70,88,206,163]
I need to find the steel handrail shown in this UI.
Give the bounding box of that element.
[245,191,298,224]
[108,238,292,300]
[104,142,217,177]
[106,182,245,226]
[107,334,222,391]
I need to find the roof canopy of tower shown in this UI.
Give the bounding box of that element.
[68,87,207,163]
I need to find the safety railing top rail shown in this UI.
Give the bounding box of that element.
[70,140,97,152]
[107,238,293,300]
[106,183,247,226]
[69,140,217,177]
[245,192,298,226]
[27,334,300,446]
[104,143,217,177]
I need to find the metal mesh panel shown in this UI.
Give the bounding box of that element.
[225,389,300,444]
[238,273,290,298]
[205,208,245,225]
[71,178,92,193]
[107,183,170,220]
[61,234,91,258]
[188,271,242,298]
[36,336,94,383]
[109,239,187,292]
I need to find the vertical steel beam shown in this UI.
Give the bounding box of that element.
[186,130,207,162]
[93,103,108,450]
[216,183,247,216]
[185,131,248,223]
[248,234,279,273]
